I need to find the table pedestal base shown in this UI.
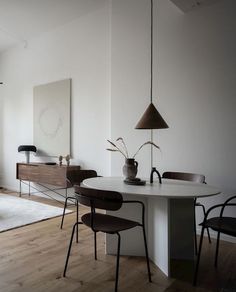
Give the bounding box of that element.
[106,195,195,278]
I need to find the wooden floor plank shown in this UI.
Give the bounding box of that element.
[0,191,235,292]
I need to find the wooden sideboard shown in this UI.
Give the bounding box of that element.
[16,163,80,187]
[16,163,81,201]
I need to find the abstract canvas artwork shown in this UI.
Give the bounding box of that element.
[33,79,71,157]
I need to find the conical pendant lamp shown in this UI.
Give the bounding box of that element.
[135,0,168,183]
[135,102,168,129]
[135,0,168,130]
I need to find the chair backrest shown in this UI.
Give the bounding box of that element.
[74,186,123,211]
[67,169,97,186]
[162,171,206,183]
[220,195,236,217]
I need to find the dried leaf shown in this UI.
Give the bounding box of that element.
[106,140,127,158]
[133,141,160,158]
[107,140,117,148]
[106,148,118,152]
[116,137,129,157]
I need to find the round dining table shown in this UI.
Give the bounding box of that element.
[83,176,220,277]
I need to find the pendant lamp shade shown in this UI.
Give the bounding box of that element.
[135,102,168,129]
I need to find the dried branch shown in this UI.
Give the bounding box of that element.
[107,138,160,160]
[107,140,127,158]
[116,137,129,158]
[133,141,160,158]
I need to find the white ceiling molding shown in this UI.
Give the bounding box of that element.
[169,0,222,13]
[0,0,224,53]
[0,0,107,53]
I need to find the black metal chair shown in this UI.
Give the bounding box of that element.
[60,170,97,243]
[193,195,236,285]
[162,171,211,254]
[63,186,152,292]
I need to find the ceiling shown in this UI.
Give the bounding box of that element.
[0,0,107,53]
[0,0,223,53]
[170,0,222,12]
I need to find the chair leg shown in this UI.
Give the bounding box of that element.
[194,206,198,255]
[206,227,211,243]
[201,205,211,244]
[94,231,97,260]
[214,231,221,268]
[207,227,211,243]
[76,200,79,243]
[61,197,69,229]
[63,222,79,277]
[142,225,152,282]
[115,233,121,292]
[193,226,205,286]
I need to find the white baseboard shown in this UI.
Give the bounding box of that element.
[1,184,19,193]
[196,227,236,243]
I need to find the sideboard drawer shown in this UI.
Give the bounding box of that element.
[17,164,40,182]
[16,163,80,187]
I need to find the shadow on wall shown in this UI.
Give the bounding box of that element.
[0,86,3,186]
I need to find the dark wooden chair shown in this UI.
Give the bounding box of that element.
[60,170,97,242]
[162,171,211,254]
[63,186,152,292]
[193,195,236,285]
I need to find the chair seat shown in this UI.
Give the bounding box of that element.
[201,217,236,237]
[81,213,140,233]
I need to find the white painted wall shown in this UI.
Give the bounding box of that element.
[156,0,236,225]
[110,0,236,228]
[0,86,3,184]
[0,3,110,190]
[0,0,235,237]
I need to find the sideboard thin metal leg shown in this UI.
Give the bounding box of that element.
[28,181,31,196]
[76,200,79,243]
[19,180,22,197]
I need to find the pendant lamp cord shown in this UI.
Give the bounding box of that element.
[150,0,154,168]
[150,0,153,104]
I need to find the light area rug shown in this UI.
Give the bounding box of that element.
[0,194,72,232]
